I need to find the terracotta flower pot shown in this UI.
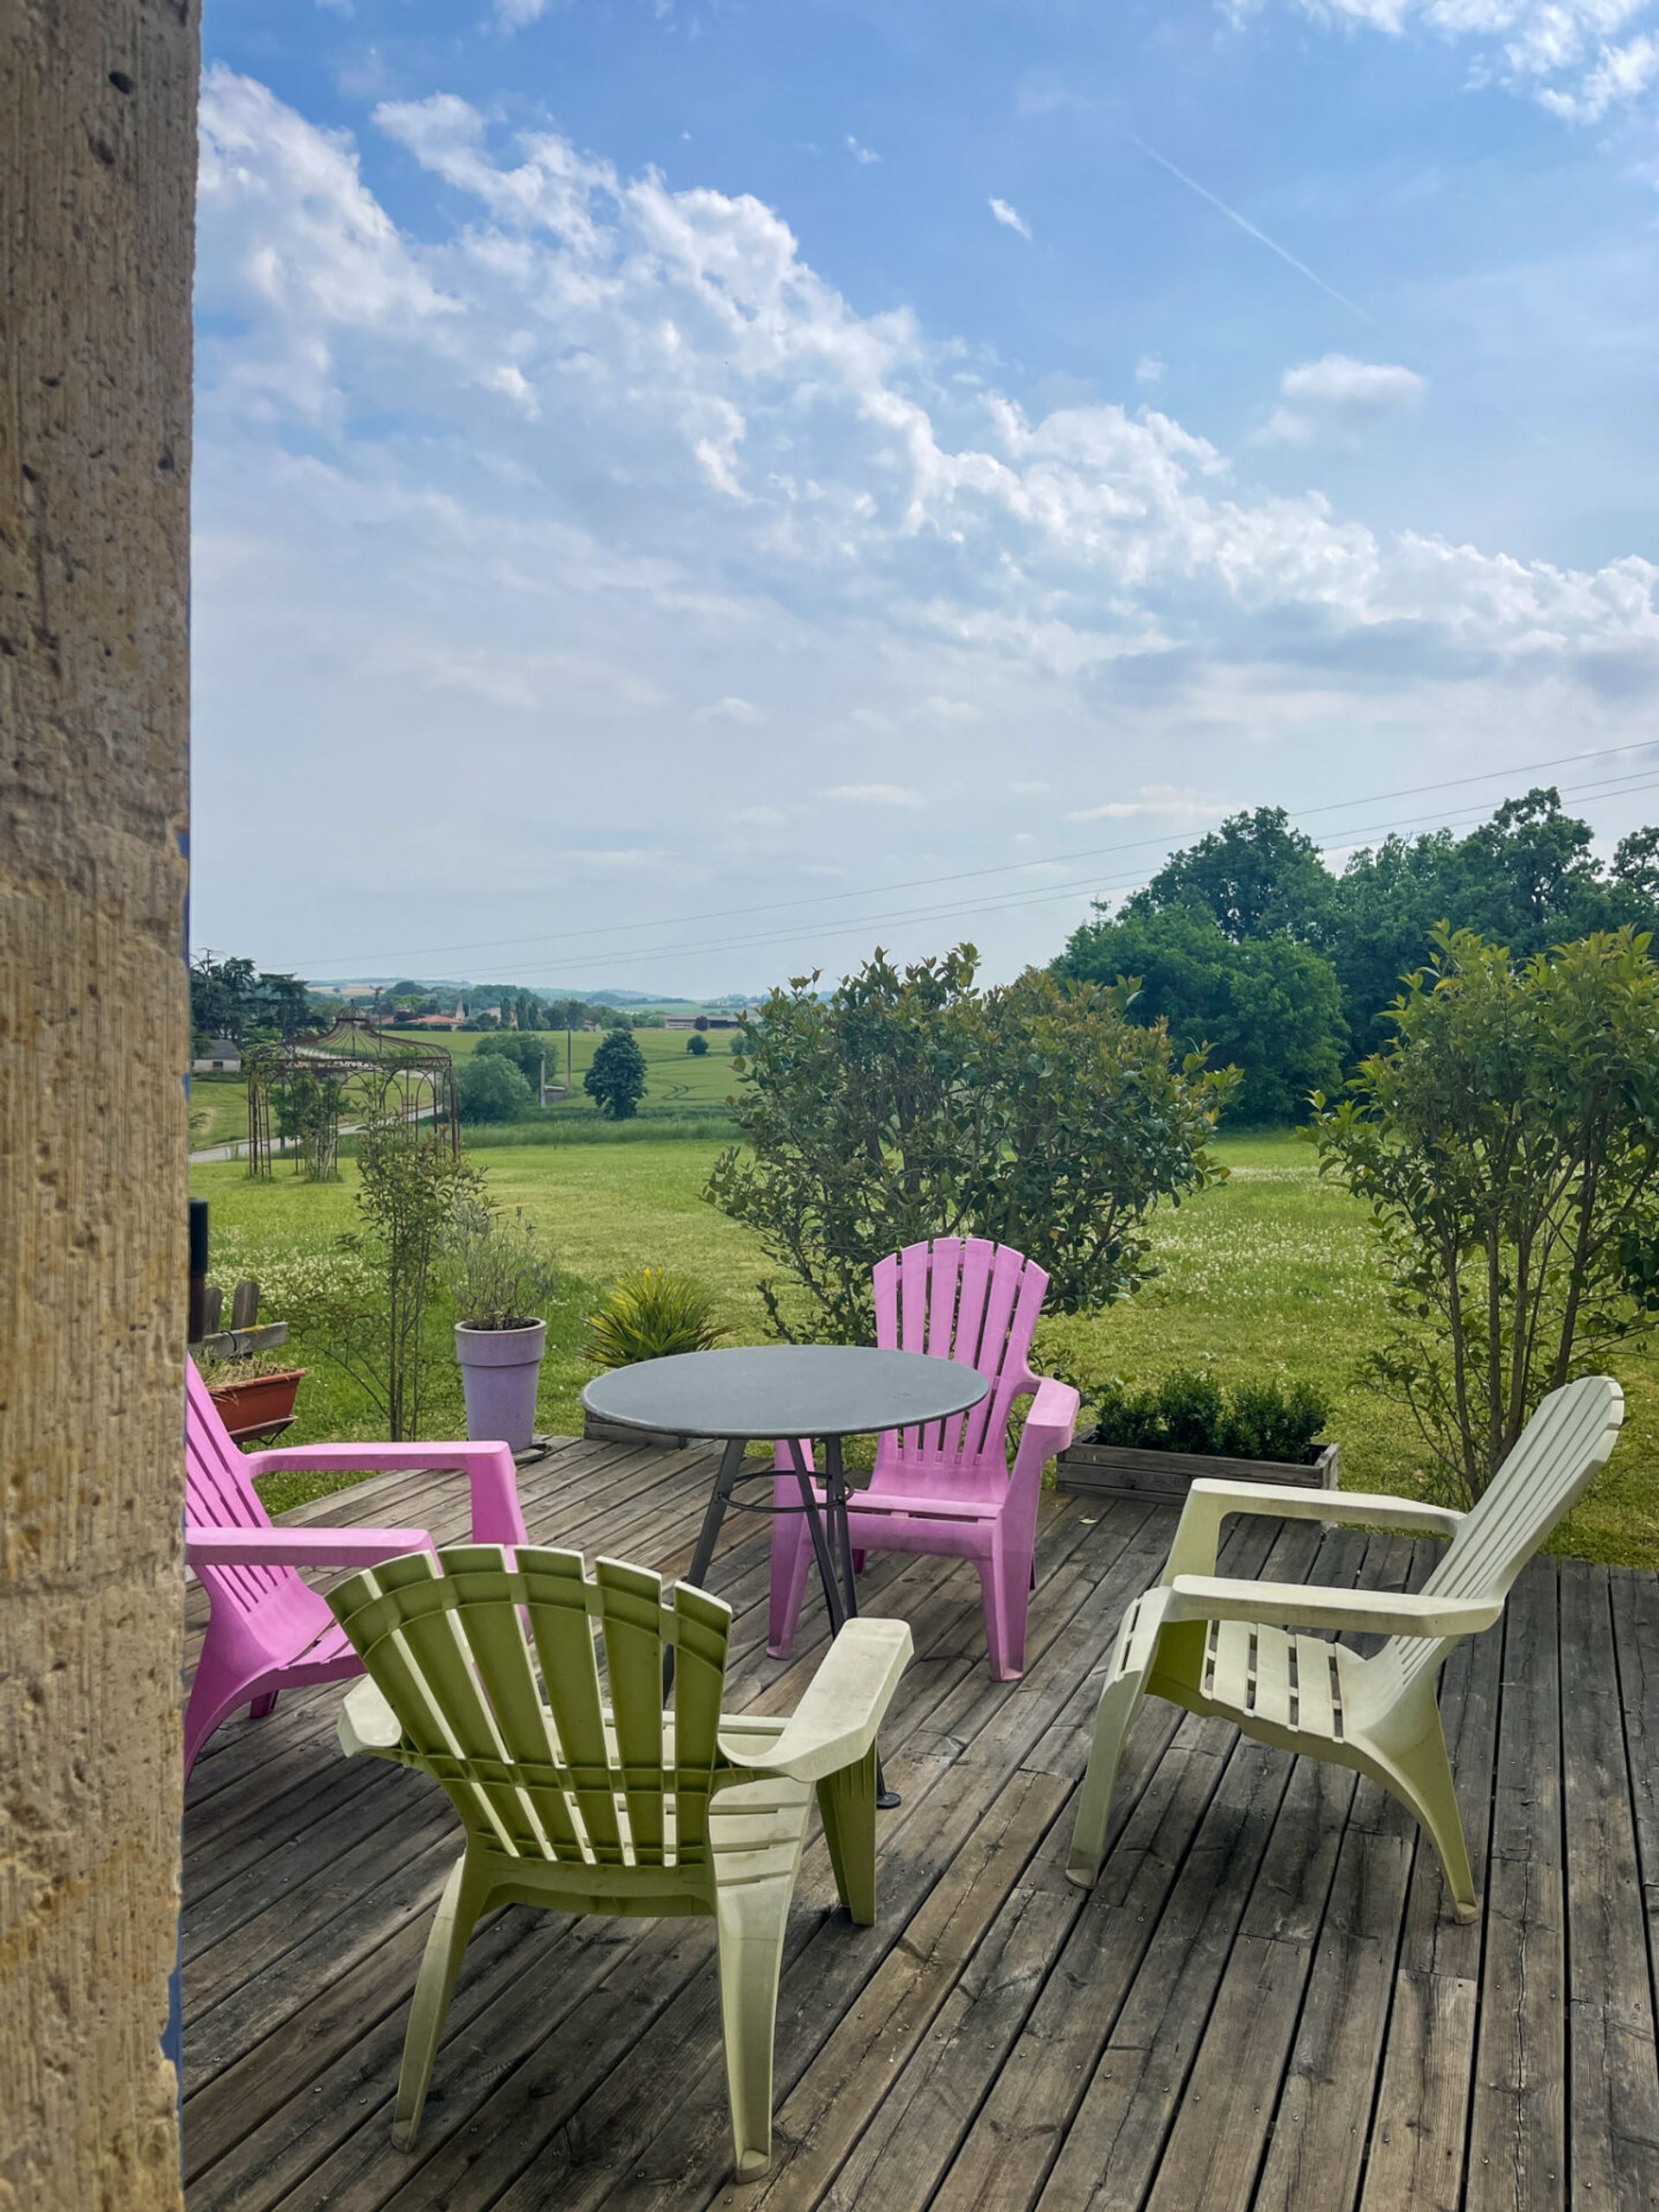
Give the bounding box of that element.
[455,1321,547,1454]
[207,1367,307,1445]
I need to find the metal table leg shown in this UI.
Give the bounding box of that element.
[664,1436,747,1698]
[822,1436,900,1809]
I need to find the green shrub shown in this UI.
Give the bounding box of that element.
[707,944,1233,1342]
[686,1033,709,1056]
[1089,1368,1330,1463]
[1311,926,1659,1502]
[586,1267,730,1369]
[457,1053,534,1123]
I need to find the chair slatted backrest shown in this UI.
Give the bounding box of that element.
[186,1360,289,1616]
[874,1238,1048,1468]
[328,1546,734,1870]
[1392,1376,1624,1687]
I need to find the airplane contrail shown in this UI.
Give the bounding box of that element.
[1129,132,1381,330]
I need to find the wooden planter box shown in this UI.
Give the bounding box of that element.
[1056,1437,1339,1503]
[207,1367,307,1446]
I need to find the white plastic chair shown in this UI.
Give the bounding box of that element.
[1067,1376,1624,1918]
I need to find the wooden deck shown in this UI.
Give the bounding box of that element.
[184,1435,1659,2212]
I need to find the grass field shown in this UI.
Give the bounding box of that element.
[188,1027,744,1154]
[189,1129,1659,1563]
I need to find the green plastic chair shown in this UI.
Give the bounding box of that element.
[1066,1376,1624,1916]
[327,1544,912,2180]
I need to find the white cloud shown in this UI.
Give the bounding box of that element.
[988,196,1033,239]
[1251,3,1659,122]
[846,135,881,164]
[1010,779,1052,796]
[696,695,766,724]
[1257,353,1428,444]
[1135,353,1165,387]
[1068,786,1230,824]
[494,0,550,27]
[189,70,1659,988]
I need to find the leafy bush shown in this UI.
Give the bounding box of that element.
[446,1202,560,1330]
[1090,1369,1331,1464]
[585,1268,731,1369]
[458,1052,534,1123]
[475,1032,550,1078]
[1311,925,1659,1503]
[584,1027,649,1120]
[686,1032,709,1056]
[706,944,1234,1342]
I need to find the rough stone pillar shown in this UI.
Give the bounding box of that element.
[1,4,197,2207]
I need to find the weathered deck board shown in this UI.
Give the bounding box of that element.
[183,1440,1659,2212]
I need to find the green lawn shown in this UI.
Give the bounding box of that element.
[190,1130,1659,1563]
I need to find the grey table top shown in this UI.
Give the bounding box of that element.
[581,1344,988,1443]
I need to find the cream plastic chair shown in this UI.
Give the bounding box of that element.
[328,1544,912,2180]
[1067,1376,1624,1916]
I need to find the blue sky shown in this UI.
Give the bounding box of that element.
[194,0,1659,995]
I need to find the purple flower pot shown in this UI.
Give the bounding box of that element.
[454,1320,547,1454]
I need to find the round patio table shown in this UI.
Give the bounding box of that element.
[582,1346,989,1806]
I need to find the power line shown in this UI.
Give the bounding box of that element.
[408,766,1659,986]
[285,738,1659,974]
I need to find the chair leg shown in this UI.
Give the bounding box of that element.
[1389,1713,1479,1924]
[817,1746,879,1924]
[1066,1667,1147,1889]
[978,1550,1028,1681]
[714,1866,793,2181]
[767,1510,813,1661]
[391,1853,492,2150]
[249,1691,279,1719]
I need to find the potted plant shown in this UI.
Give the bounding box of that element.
[448,1205,560,1455]
[1056,1368,1338,1503]
[194,1349,308,1444]
[582,1268,730,1446]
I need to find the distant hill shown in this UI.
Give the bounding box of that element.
[313,978,763,1008]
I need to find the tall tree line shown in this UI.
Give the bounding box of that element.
[1056,788,1659,1123]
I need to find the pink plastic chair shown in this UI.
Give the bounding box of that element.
[768,1238,1080,1681]
[183,1363,527,1773]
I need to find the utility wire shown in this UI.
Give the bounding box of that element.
[407,766,1659,985]
[285,737,1659,974]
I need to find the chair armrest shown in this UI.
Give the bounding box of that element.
[186,1524,435,1571]
[242,1441,509,1475]
[241,1440,528,1548]
[718,1618,912,1784]
[1162,1478,1464,1580]
[1015,1376,1082,1465]
[1165,1573,1502,1639]
[338,1678,406,1758]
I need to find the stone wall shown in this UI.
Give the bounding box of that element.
[1,3,197,2206]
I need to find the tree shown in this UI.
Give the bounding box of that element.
[1056,904,1346,1124]
[686,1033,709,1057]
[1309,926,1659,1503]
[457,1053,534,1123]
[1125,806,1332,942]
[476,1032,548,1079]
[706,945,1234,1342]
[585,1027,648,1119]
